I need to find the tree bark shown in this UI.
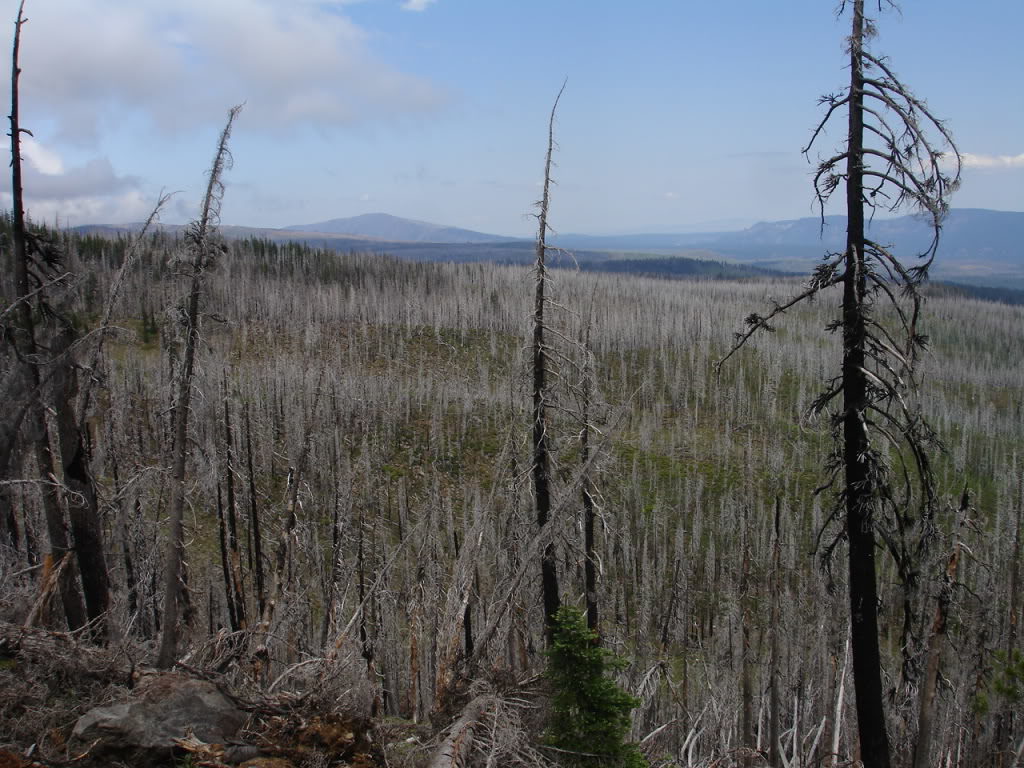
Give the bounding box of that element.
[426,695,494,768]
[913,529,960,768]
[156,105,241,669]
[244,403,266,618]
[221,380,246,629]
[533,82,566,638]
[843,4,891,765]
[8,1,87,632]
[769,499,783,768]
[581,331,599,637]
[52,327,112,636]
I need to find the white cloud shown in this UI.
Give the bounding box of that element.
[5,0,448,143]
[401,0,437,10]
[3,141,151,224]
[960,152,1024,169]
[21,136,65,175]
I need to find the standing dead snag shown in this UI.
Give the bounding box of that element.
[156,104,242,670]
[6,0,88,631]
[719,2,959,767]
[533,81,566,639]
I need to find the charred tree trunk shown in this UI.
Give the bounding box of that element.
[843,6,891,765]
[216,484,239,631]
[533,82,565,638]
[768,499,783,768]
[52,328,112,636]
[244,402,266,618]
[221,379,246,629]
[156,105,241,669]
[8,2,86,632]
[912,492,965,768]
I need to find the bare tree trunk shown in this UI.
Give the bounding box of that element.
[320,464,343,648]
[842,6,891,766]
[580,328,599,637]
[221,377,246,629]
[426,695,494,768]
[52,327,112,636]
[769,499,782,768]
[533,81,566,638]
[830,634,851,767]
[913,492,966,768]
[7,1,86,632]
[216,484,239,631]
[62,196,166,640]
[740,506,754,765]
[156,105,241,669]
[0,375,30,554]
[244,402,266,618]
[263,371,323,631]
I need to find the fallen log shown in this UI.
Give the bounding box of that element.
[426,695,495,768]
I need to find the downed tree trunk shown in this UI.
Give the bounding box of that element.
[427,695,495,768]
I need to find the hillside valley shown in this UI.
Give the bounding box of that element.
[2,217,1023,767]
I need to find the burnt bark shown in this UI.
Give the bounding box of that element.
[532,82,566,637]
[7,1,86,631]
[156,105,241,669]
[842,8,891,766]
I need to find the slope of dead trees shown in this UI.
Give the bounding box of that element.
[1,220,1021,766]
[2,3,1023,768]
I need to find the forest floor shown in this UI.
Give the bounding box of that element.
[0,622,498,768]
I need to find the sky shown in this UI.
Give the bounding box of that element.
[2,0,1022,237]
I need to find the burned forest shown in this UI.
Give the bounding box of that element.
[2,2,1023,768]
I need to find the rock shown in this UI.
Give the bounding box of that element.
[223,744,263,764]
[0,751,28,768]
[238,759,297,768]
[70,673,246,766]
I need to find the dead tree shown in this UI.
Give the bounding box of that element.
[156,105,242,669]
[7,7,172,639]
[912,489,968,768]
[6,0,86,631]
[532,81,565,638]
[579,324,599,636]
[59,197,168,638]
[720,3,960,766]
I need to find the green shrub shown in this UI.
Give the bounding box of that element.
[545,607,647,768]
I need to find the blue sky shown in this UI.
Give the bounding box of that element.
[3,0,1022,236]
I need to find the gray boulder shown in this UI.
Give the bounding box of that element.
[71,673,246,766]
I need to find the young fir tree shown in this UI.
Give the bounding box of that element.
[545,606,646,768]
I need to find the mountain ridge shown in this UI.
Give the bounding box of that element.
[282,212,516,244]
[71,208,1024,289]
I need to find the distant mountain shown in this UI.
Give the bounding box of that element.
[716,209,1024,262]
[554,209,1024,289]
[71,208,1024,291]
[283,213,515,244]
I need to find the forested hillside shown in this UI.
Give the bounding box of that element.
[2,217,1021,766]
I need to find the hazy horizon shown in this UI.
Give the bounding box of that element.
[2,1,1021,237]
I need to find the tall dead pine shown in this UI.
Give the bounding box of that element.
[156,105,242,669]
[7,0,87,631]
[533,81,565,638]
[719,3,960,766]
